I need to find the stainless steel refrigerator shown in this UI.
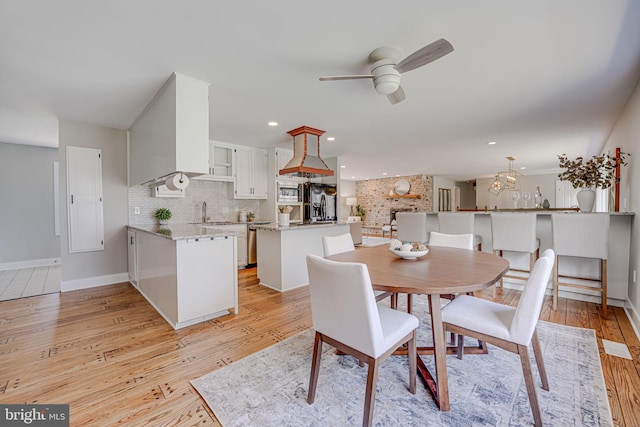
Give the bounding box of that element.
[304,183,337,222]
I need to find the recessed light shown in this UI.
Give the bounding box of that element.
[488,141,497,145]
[351,176,356,179]
[340,165,346,169]
[268,121,278,127]
[327,137,335,141]
[520,166,526,170]
[382,172,388,176]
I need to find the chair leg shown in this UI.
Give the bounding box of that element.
[456,334,464,359]
[529,252,535,277]
[408,331,417,394]
[492,250,503,295]
[391,293,398,309]
[363,357,380,427]
[518,344,544,427]
[552,255,559,311]
[531,329,549,391]
[307,332,323,404]
[602,259,607,318]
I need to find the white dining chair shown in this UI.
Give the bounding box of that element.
[428,231,474,250]
[306,254,419,427]
[322,232,355,255]
[322,234,392,304]
[551,213,609,316]
[437,212,482,251]
[396,212,428,243]
[442,249,555,427]
[490,213,540,290]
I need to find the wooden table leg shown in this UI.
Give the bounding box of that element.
[419,294,449,411]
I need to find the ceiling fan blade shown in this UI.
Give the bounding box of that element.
[387,86,406,104]
[396,38,454,74]
[319,75,374,81]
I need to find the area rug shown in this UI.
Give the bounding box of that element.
[192,311,611,426]
[360,236,391,247]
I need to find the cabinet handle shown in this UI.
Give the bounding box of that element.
[71,194,74,204]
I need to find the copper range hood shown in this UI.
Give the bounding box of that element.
[279,125,334,178]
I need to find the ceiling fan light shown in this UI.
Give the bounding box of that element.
[374,79,400,95]
[371,59,400,95]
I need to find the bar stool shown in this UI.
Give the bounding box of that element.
[438,212,482,251]
[490,213,540,290]
[396,212,428,243]
[551,213,609,317]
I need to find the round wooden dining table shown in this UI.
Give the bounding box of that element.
[326,244,509,411]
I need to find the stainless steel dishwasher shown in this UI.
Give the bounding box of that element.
[248,227,257,266]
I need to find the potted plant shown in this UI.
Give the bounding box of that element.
[154,208,172,225]
[557,152,629,212]
[247,211,255,222]
[355,204,366,220]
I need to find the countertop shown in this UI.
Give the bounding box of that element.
[128,224,242,240]
[251,221,348,231]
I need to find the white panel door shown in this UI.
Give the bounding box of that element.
[67,146,104,252]
[251,148,268,198]
[234,146,252,198]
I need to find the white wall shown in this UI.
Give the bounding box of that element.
[602,78,640,329]
[476,173,558,210]
[0,142,60,266]
[432,176,456,211]
[58,121,129,289]
[339,179,356,220]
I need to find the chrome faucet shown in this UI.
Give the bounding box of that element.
[202,201,207,223]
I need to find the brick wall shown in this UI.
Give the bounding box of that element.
[355,175,433,234]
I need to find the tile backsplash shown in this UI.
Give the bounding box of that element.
[128,179,263,225]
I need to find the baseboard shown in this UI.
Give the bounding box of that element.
[61,272,129,292]
[0,257,62,270]
[624,302,640,341]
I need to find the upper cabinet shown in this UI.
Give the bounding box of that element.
[234,146,267,199]
[129,72,210,186]
[194,140,235,182]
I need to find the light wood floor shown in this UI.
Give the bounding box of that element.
[1,267,639,426]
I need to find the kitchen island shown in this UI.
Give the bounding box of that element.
[127,224,239,329]
[252,222,350,291]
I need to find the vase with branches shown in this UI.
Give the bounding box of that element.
[557,152,629,189]
[557,152,629,212]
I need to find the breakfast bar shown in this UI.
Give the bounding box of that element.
[421,211,634,306]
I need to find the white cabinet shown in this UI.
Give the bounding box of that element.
[176,237,237,323]
[194,140,236,182]
[66,146,104,253]
[127,230,137,287]
[206,224,247,267]
[129,72,209,186]
[136,231,238,329]
[234,146,267,199]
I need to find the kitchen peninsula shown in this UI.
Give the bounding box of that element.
[127,224,239,329]
[253,222,350,291]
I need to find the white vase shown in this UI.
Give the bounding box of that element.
[278,213,290,227]
[576,188,596,212]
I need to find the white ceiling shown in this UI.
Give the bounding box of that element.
[1,1,640,181]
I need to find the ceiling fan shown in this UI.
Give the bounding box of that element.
[319,38,453,104]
